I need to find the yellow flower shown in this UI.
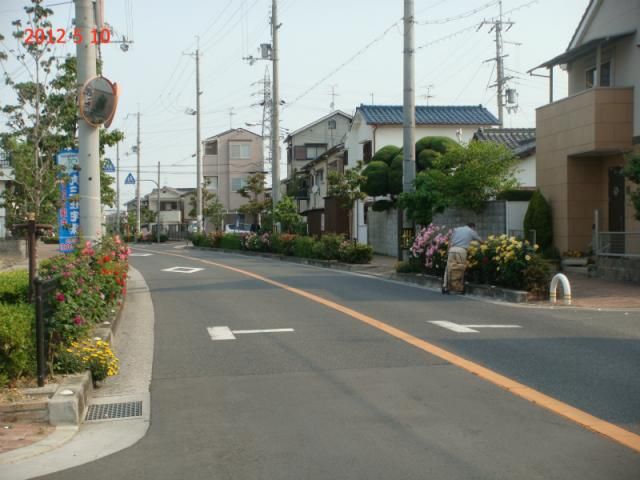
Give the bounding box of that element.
[525,255,531,261]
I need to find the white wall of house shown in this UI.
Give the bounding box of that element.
[514,154,536,188]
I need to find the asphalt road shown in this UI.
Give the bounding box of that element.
[37,244,640,479]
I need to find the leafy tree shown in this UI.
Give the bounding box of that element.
[399,140,517,225]
[238,172,269,226]
[327,162,366,238]
[188,182,226,230]
[624,154,640,221]
[0,5,123,231]
[273,196,303,233]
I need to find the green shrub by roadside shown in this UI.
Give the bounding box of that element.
[0,270,29,304]
[271,233,297,255]
[293,236,315,258]
[220,233,242,250]
[312,234,344,260]
[0,302,35,386]
[338,241,373,264]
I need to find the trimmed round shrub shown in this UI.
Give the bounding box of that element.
[417,148,440,171]
[524,190,553,250]
[371,145,401,166]
[338,241,373,264]
[362,161,390,196]
[415,136,458,156]
[388,154,403,195]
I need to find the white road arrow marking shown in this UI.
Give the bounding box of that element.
[429,320,521,333]
[207,326,295,341]
[429,321,478,333]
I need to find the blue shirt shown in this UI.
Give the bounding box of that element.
[451,226,482,249]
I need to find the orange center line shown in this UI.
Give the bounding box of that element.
[143,248,640,454]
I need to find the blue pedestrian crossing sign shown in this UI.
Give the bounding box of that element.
[124,173,135,185]
[103,158,116,173]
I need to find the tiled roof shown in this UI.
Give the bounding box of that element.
[358,104,499,126]
[473,128,536,150]
[473,128,536,158]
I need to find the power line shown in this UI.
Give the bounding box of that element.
[416,1,498,25]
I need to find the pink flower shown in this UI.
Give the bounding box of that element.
[63,271,71,278]
[75,288,82,295]
[73,315,85,325]
[56,292,65,302]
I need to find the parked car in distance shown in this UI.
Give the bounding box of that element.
[224,223,253,234]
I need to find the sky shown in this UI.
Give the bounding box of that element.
[0,0,591,211]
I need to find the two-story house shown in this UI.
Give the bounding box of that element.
[298,144,350,236]
[202,128,264,226]
[345,104,499,243]
[285,110,352,180]
[530,0,640,260]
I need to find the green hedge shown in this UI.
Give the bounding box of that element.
[220,233,242,250]
[0,302,35,386]
[0,270,29,304]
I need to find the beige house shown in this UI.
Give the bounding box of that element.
[530,0,640,256]
[202,128,264,226]
[297,144,350,236]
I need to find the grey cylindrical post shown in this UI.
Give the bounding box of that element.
[75,0,101,241]
[271,0,281,207]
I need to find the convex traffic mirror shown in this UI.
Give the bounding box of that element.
[79,76,118,128]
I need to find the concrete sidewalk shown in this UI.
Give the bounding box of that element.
[356,255,640,311]
[0,267,154,479]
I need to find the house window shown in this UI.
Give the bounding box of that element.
[328,119,337,130]
[343,150,348,166]
[205,176,218,192]
[586,61,611,88]
[305,144,327,160]
[230,142,251,159]
[231,177,248,191]
[316,169,324,184]
[204,141,218,155]
[161,201,177,211]
[363,140,372,163]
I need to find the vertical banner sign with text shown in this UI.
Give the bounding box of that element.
[56,149,80,253]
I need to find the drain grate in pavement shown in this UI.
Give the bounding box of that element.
[85,401,142,421]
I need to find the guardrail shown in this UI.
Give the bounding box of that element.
[595,231,640,258]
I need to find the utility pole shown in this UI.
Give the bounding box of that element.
[229,107,236,129]
[75,0,101,240]
[329,84,338,111]
[479,0,513,127]
[136,111,141,238]
[271,0,281,207]
[188,39,204,233]
[400,0,416,261]
[116,141,120,234]
[156,161,161,244]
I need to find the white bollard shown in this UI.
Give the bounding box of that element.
[549,273,572,306]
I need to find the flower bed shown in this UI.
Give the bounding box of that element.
[404,224,550,295]
[0,235,130,388]
[191,232,374,264]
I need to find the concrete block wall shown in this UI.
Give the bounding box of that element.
[368,209,398,257]
[432,201,507,239]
